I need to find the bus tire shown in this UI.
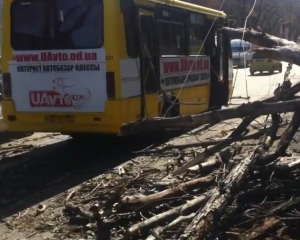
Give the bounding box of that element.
[161,94,180,118]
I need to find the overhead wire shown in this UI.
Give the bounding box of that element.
[181,1,266,236]
[230,0,257,104]
[166,0,227,111]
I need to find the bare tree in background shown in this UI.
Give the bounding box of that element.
[186,0,300,40]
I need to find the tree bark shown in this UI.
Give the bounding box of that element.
[221,27,300,66]
[120,99,300,136]
[180,149,259,239]
[126,191,211,237]
[258,111,300,165]
[222,27,296,48]
[121,174,215,206]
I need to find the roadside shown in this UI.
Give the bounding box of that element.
[0,62,299,239]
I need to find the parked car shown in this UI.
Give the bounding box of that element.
[231,39,252,68]
[249,52,282,75]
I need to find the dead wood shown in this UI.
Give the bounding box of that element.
[191,155,222,173]
[222,27,300,66]
[142,130,264,153]
[121,174,214,206]
[172,98,300,175]
[247,217,281,240]
[65,202,97,222]
[261,114,281,150]
[229,79,297,140]
[121,98,300,136]
[180,148,258,239]
[172,134,242,176]
[146,213,196,240]
[126,191,210,237]
[258,111,300,165]
[222,27,296,49]
[259,157,300,175]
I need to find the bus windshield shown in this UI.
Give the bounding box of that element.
[11,0,103,50]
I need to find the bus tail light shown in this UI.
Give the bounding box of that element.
[3,73,12,98]
[106,72,115,99]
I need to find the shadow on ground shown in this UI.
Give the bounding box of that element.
[0,131,32,145]
[0,130,184,220]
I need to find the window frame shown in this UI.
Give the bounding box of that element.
[187,11,207,56]
[10,0,104,51]
[155,6,188,57]
[123,5,139,58]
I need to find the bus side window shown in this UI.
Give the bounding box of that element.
[188,12,206,55]
[156,8,187,56]
[123,8,138,58]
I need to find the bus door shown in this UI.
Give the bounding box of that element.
[138,9,159,119]
[209,30,229,108]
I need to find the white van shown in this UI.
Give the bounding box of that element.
[231,39,252,68]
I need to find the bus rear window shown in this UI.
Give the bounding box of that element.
[11,0,103,50]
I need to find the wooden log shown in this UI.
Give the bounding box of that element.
[121,174,214,206]
[258,111,300,165]
[65,202,97,222]
[146,213,196,240]
[120,98,300,136]
[126,191,211,237]
[247,217,281,240]
[255,47,300,66]
[179,148,259,239]
[221,27,297,48]
[222,27,300,66]
[172,98,300,176]
[261,114,281,150]
[229,79,296,139]
[258,157,300,175]
[141,130,264,153]
[173,139,234,176]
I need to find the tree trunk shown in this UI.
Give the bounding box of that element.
[120,99,300,136]
[222,27,300,65]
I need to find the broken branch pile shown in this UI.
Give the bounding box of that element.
[59,80,300,239]
[58,29,300,239]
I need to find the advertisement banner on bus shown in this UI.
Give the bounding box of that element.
[160,56,210,91]
[8,49,107,113]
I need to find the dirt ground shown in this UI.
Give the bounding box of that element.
[0,112,298,240]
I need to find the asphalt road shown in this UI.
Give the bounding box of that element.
[231,62,300,104]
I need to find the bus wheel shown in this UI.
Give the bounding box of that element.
[161,94,180,118]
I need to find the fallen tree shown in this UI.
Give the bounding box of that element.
[58,29,300,240]
[120,27,300,138]
[120,98,300,137]
[222,27,300,65]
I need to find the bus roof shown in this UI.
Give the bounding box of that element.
[146,0,227,19]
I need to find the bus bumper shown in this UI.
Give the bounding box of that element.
[1,100,122,134]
